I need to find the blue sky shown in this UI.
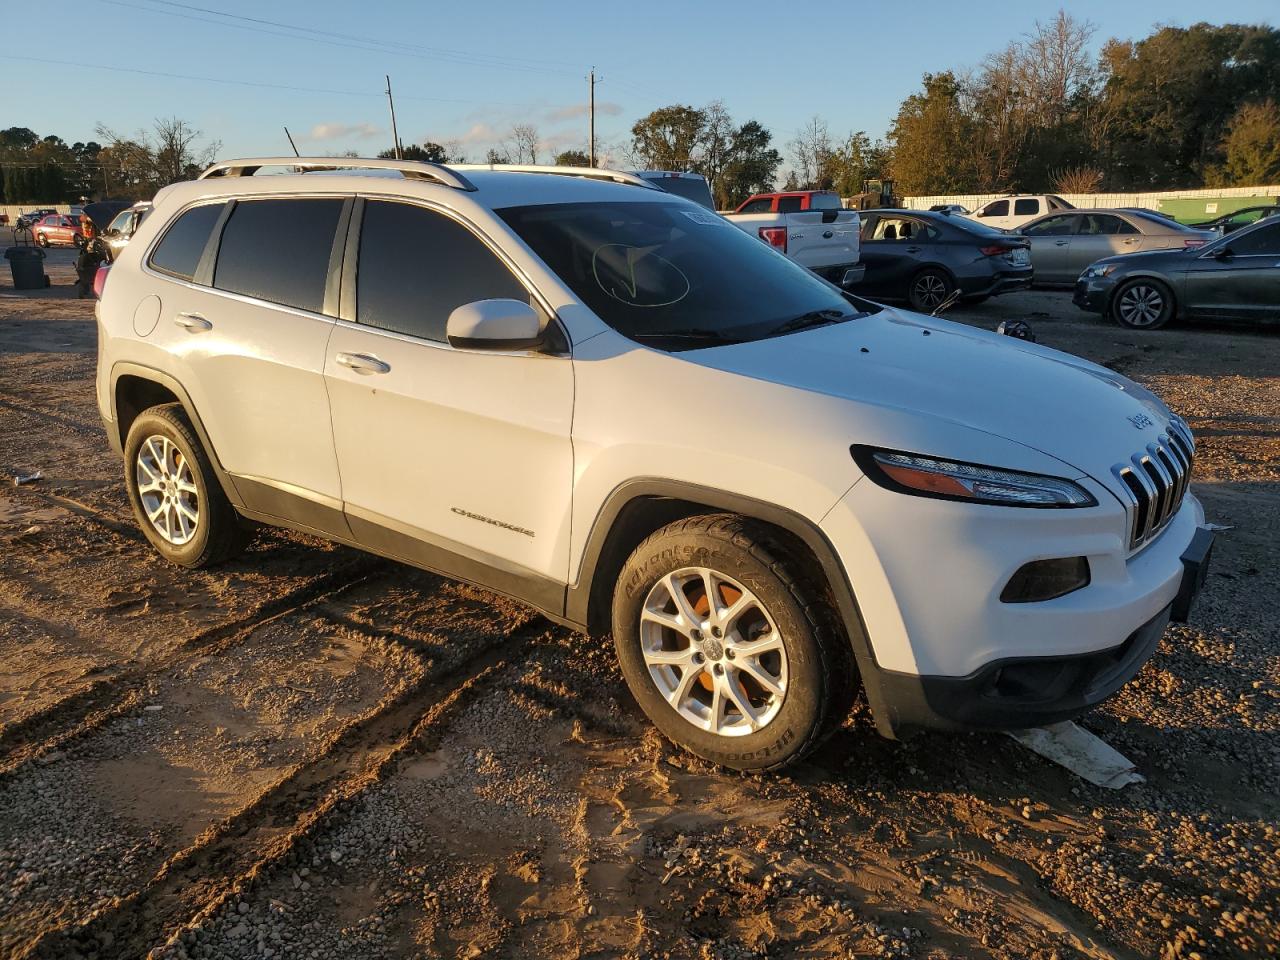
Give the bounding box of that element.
[12,0,1279,169]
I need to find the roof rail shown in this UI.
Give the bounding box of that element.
[198,157,476,191]
[452,163,658,190]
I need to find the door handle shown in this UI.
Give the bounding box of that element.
[335,352,390,375]
[1054,240,1069,246]
[173,312,212,332]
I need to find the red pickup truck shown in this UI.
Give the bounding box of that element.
[732,190,844,214]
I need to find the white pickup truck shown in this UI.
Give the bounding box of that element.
[722,191,864,287]
[968,194,1076,230]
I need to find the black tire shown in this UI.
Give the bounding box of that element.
[36,233,49,248]
[1110,278,1173,330]
[123,403,249,567]
[908,268,955,313]
[611,514,853,772]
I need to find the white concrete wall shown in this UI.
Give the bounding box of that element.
[896,185,1280,212]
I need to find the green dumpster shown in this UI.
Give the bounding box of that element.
[4,246,47,289]
[1156,196,1279,225]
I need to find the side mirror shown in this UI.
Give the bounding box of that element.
[446,298,544,351]
[1214,246,1233,261]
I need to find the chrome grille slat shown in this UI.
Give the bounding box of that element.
[1113,425,1195,551]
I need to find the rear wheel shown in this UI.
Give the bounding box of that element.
[123,403,249,567]
[1111,278,1173,329]
[612,514,851,771]
[908,268,954,312]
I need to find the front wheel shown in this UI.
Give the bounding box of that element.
[36,233,49,248]
[611,515,851,771]
[908,268,955,313]
[1111,278,1173,329]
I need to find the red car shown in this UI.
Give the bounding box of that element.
[733,190,844,214]
[33,214,84,248]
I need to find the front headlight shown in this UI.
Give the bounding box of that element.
[1081,264,1117,279]
[852,447,1097,508]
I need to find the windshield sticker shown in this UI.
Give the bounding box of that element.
[680,210,726,226]
[591,244,691,307]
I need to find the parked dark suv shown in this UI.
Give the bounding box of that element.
[856,209,1032,311]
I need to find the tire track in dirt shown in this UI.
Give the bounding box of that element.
[18,619,546,960]
[0,393,100,439]
[0,557,388,776]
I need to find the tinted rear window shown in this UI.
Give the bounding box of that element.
[213,198,343,314]
[778,196,803,213]
[149,202,224,281]
[644,175,715,209]
[1014,199,1039,216]
[809,193,842,210]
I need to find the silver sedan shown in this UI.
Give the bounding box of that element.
[1015,209,1215,284]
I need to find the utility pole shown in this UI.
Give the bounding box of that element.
[386,75,403,160]
[587,67,602,168]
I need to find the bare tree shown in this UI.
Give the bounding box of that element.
[788,116,832,188]
[95,117,220,191]
[505,124,540,164]
[151,117,220,183]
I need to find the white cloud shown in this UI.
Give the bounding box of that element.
[303,122,381,142]
[544,101,622,123]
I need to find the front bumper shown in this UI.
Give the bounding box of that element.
[822,476,1208,738]
[874,601,1172,733]
[1073,276,1115,313]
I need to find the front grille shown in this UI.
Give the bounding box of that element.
[1112,419,1195,551]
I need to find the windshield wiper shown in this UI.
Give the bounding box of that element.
[631,328,746,344]
[767,308,852,337]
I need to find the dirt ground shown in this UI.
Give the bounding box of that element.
[0,250,1276,960]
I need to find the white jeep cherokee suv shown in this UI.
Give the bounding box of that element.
[96,157,1213,771]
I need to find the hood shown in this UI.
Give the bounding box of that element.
[1095,245,1199,270]
[684,308,1180,485]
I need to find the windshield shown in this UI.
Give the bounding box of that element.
[498,201,875,351]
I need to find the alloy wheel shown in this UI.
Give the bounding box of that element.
[1117,283,1165,327]
[912,273,948,309]
[135,434,200,545]
[639,567,788,737]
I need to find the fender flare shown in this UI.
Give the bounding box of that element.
[107,361,246,509]
[567,478,899,737]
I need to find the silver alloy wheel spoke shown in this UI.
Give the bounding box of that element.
[135,434,200,546]
[639,565,788,738]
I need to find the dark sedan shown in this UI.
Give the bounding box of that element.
[1073,216,1280,329]
[1191,205,1280,235]
[856,209,1032,311]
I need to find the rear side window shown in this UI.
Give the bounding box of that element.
[356,200,527,342]
[1014,198,1039,216]
[778,196,803,213]
[213,198,343,314]
[809,193,842,210]
[149,202,225,281]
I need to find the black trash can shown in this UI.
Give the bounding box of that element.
[5,246,47,290]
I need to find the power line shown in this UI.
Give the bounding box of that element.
[6,55,573,109]
[137,0,579,70]
[97,0,581,79]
